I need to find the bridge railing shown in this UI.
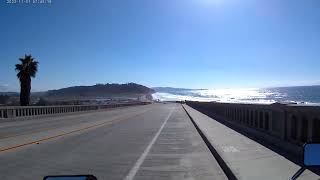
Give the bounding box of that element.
[186,101,320,147]
[0,102,150,119]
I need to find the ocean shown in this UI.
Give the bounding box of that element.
[152,85,320,105]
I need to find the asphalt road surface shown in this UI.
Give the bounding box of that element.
[0,103,226,180]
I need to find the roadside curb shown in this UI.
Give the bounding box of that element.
[182,104,237,180]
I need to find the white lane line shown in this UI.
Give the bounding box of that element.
[124,106,175,180]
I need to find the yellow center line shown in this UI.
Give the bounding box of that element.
[0,108,152,153]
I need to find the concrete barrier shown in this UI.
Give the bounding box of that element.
[0,102,150,119]
[186,101,320,156]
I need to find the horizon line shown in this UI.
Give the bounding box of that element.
[1,83,320,93]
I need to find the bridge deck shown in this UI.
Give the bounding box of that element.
[0,103,226,180]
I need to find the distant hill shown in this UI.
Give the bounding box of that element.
[0,91,47,97]
[0,83,154,105]
[46,83,155,98]
[0,92,19,96]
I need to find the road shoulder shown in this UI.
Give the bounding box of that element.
[133,104,227,180]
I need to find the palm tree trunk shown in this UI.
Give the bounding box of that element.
[20,77,31,106]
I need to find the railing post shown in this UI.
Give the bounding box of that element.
[6,108,16,118]
[308,117,314,143]
[297,114,303,143]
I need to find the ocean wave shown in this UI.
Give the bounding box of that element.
[152,86,320,104]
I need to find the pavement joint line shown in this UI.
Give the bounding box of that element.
[124,105,176,180]
[0,108,153,153]
[182,104,237,180]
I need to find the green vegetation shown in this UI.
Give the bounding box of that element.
[46,83,155,97]
[15,55,39,106]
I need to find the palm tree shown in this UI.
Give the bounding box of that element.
[15,55,39,106]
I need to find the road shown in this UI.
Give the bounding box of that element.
[0,103,226,180]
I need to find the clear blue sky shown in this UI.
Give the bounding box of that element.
[1,0,320,91]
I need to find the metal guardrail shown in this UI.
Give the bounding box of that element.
[0,102,150,119]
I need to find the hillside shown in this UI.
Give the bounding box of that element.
[46,83,155,98]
